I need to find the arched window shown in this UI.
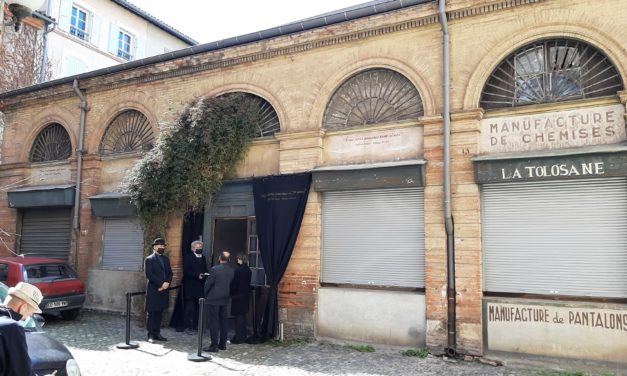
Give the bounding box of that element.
[99,110,154,156]
[220,93,280,137]
[480,39,624,109]
[323,68,424,130]
[29,123,72,162]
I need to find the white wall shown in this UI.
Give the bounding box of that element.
[44,0,192,79]
[317,287,426,346]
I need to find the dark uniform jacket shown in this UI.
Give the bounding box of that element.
[183,252,208,300]
[0,307,33,376]
[144,253,173,312]
[230,263,252,315]
[204,264,234,306]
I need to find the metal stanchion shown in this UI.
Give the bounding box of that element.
[116,292,139,349]
[187,298,210,362]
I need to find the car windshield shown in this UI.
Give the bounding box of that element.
[23,263,77,283]
[0,282,40,332]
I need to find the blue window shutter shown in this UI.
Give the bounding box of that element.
[91,14,101,48]
[135,36,145,60]
[63,56,87,76]
[108,22,119,55]
[58,0,72,32]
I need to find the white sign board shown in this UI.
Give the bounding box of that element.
[486,301,627,362]
[324,127,423,165]
[30,164,71,185]
[480,104,626,154]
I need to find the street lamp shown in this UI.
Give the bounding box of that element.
[2,0,45,32]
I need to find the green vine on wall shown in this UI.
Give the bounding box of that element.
[121,94,259,249]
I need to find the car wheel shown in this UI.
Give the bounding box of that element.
[60,308,80,320]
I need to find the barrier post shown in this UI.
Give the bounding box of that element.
[116,292,139,349]
[187,298,210,362]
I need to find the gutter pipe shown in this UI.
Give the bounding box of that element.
[71,79,88,271]
[34,1,56,83]
[438,0,457,356]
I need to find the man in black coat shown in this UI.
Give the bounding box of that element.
[144,238,173,343]
[0,282,43,376]
[230,254,252,344]
[182,240,208,332]
[203,251,234,352]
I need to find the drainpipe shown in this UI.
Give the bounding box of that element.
[36,0,55,83]
[438,0,456,356]
[72,79,88,271]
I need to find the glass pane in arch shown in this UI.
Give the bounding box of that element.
[99,110,155,156]
[322,68,424,130]
[29,123,72,162]
[481,39,624,109]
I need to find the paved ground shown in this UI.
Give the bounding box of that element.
[39,310,605,376]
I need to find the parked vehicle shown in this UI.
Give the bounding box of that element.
[0,257,85,320]
[0,282,81,376]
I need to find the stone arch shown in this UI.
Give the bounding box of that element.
[205,83,286,136]
[309,58,436,131]
[29,123,73,163]
[464,26,627,110]
[86,98,158,155]
[21,109,77,163]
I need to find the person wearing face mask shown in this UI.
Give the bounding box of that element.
[144,238,173,343]
[182,240,208,333]
[0,282,43,376]
[229,254,252,344]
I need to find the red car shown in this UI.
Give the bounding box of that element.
[0,256,85,320]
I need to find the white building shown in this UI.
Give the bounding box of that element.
[43,0,196,79]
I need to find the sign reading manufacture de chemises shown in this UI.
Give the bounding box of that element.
[480,104,626,153]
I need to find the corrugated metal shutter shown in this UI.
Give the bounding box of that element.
[322,187,424,288]
[20,208,72,260]
[102,218,143,271]
[482,177,627,298]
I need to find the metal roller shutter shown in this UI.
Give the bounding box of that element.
[322,187,424,288]
[102,217,144,271]
[482,177,627,298]
[20,208,72,260]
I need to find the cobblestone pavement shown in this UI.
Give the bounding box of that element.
[42,310,541,376]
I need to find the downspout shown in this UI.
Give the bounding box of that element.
[37,0,54,83]
[72,79,88,271]
[438,0,456,356]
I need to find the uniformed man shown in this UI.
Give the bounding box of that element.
[0,282,43,376]
[144,238,173,343]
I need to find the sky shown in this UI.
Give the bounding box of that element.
[127,0,369,44]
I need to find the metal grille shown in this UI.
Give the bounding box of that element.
[99,110,154,156]
[322,69,424,130]
[482,178,627,298]
[219,93,281,137]
[20,208,72,260]
[322,187,425,288]
[102,217,144,271]
[29,124,72,162]
[481,39,624,109]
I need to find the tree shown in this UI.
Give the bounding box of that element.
[0,21,53,93]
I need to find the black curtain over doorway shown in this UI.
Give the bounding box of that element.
[253,172,311,339]
[170,211,204,330]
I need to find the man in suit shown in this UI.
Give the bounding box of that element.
[144,238,173,343]
[203,251,234,352]
[230,254,252,344]
[182,240,208,332]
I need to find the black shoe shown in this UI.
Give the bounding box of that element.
[147,336,155,344]
[230,339,244,344]
[218,345,227,350]
[154,335,168,342]
[203,346,219,352]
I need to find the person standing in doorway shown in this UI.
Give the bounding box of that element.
[230,254,252,344]
[182,240,208,332]
[203,251,234,352]
[144,238,173,343]
[0,282,43,376]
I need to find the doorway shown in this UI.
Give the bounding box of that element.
[211,218,247,266]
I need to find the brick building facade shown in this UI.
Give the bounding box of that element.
[0,0,625,366]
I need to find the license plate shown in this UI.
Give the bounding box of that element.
[46,301,68,309]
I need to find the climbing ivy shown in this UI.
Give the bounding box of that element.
[121,94,259,248]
